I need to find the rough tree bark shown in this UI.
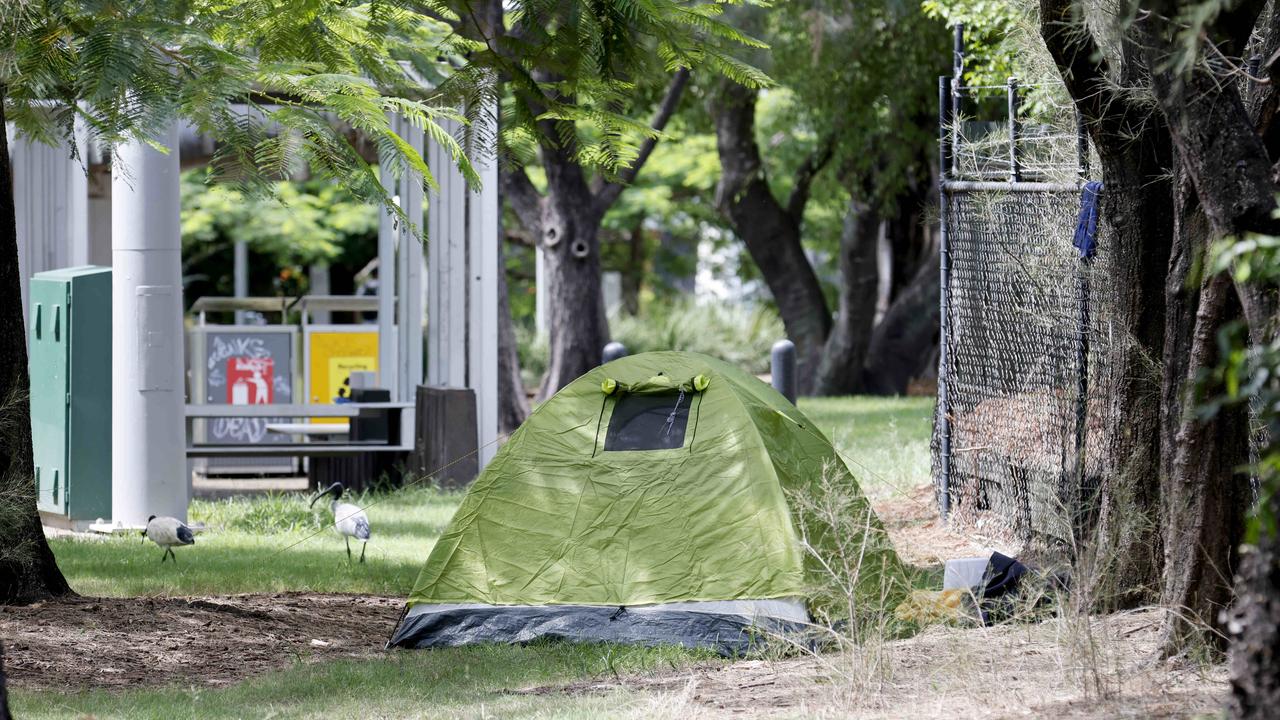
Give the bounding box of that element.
[1040,0,1173,607]
[1226,7,1280,709]
[0,85,75,605]
[0,640,9,720]
[1139,6,1277,652]
[1226,487,1280,719]
[620,221,644,317]
[712,80,832,391]
[813,199,880,395]
[503,68,689,399]
[1159,248,1251,650]
[535,153,610,398]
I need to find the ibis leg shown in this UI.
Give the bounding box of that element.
[346,537,351,561]
[359,541,367,564]
[160,549,167,563]
[170,548,177,563]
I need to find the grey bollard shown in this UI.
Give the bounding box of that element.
[771,339,797,404]
[602,341,628,364]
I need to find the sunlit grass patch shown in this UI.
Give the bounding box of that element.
[798,395,934,498]
[48,486,462,598]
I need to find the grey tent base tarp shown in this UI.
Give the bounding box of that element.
[388,599,810,656]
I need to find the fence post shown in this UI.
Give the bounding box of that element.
[951,25,964,178]
[938,74,954,522]
[1007,76,1021,182]
[1076,110,1089,180]
[770,340,797,405]
[602,341,628,364]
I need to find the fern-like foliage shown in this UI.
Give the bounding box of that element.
[0,0,487,233]
[1,0,767,224]
[417,0,772,181]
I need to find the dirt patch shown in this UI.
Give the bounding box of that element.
[515,608,1227,719]
[0,593,402,691]
[870,483,1022,566]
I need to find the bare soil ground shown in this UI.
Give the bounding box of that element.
[515,608,1227,719]
[870,483,1019,565]
[0,593,402,690]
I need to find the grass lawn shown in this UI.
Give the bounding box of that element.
[12,643,712,720]
[16,395,935,719]
[49,486,460,598]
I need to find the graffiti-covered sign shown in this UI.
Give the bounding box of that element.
[193,328,295,444]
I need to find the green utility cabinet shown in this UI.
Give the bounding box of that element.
[29,266,111,524]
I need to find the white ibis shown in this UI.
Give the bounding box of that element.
[309,482,371,563]
[142,515,195,562]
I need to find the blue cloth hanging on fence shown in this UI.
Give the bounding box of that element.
[1073,181,1103,260]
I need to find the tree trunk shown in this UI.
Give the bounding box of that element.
[496,240,529,434]
[863,250,940,395]
[814,200,880,395]
[1040,1,1172,607]
[0,85,74,605]
[620,221,644,317]
[1083,147,1172,610]
[0,640,10,720]
[1227,486,1280,719]
[537,164,607,398]
[712,81,831,391]
[1159,270,1251,652]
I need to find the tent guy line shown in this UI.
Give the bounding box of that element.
[270,431,512,559]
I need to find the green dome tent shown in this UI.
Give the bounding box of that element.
[390,351,905,654]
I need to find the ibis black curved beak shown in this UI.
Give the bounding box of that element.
[309,482,341,508]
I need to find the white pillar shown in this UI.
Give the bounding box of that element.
[111,124,188,524]
[468,101,499,466]
[377,153,397,397]
[427,118,467,388]
[396,117,425,403]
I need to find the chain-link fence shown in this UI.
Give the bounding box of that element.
[933,185,1113,549]
[931,31,1113,550]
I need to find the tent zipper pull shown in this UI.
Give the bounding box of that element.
[609,606,626,621]
[664,389,685,436]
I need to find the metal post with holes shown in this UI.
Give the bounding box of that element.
[938,75,954,521]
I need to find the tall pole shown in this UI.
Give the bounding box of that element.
[950,24,964,178]
[1007,77,1021,183]
[111,123,188,524]
[468,100,500,467]
[938,75,953,521]
[377,130,397,398]
[233,240,248,324]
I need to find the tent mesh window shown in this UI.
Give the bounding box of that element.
[604,392,691,451]
[933,187,1116,549]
